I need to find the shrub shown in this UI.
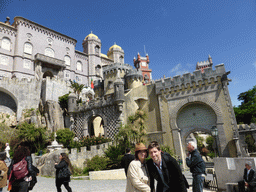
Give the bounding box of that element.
[72,165,83,176]
[160,145,178,160]
[245,134,256,153]
[16,122,48,153]
[56,128,75,148]
[86,155,108,171]
[104,145,123,169]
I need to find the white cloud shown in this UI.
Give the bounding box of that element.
[170,63,190,76]
[171,63,182,73]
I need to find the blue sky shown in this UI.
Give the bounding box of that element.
[1,0,256,106]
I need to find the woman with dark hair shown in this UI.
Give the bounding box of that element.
[8,146,35,192]
[55,153,73,192]
[0,152,7,192]
[126,143,150,192]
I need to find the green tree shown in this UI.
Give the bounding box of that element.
[115,110,147,149]
[69,80,85,101]
[56,128,75,148]
[234,85,256,124]
[16,122,48,153]
[0,123,17,150]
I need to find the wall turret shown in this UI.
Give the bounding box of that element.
[114,71,124,112]
[68,92,77,113]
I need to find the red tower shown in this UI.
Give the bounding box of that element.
[133,53,152,84]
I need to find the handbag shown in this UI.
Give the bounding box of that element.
[58,166,71,179]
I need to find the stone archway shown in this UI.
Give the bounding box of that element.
[43,71,54,79]
[169,96,227,161]
[0,88,18,114]
[88,116,104,137]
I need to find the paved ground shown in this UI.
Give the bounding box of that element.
[2,171,216,192]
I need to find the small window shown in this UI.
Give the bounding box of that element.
[24,42,33,54]
[45,47,54,57]
[119,56,124,63]
[0,54,9,65]
[95,65,101,76]
[76,61,82,71]
[1,37,11,51]
[23,59,31,69]
[64,55,71,66]
[95,45,100,54]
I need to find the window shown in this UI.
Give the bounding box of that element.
[23,59,31,69]
[119,56,124,63]
[64,55,71,66]
[95,46,100,55]
[0,54,9,65]
[76,61,82,71]
[141,61,147,67]
[95,65,101,76]
[45,47,54,57]
[24,42,33,54]
[1,37,11,51]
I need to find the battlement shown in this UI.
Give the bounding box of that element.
[238,123,256,132]
[76,94,115,112]
[0,76,36,84]
[125,68,143,81]
[103,63,132,75]
[155,64,226,94]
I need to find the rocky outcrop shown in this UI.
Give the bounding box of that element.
[44,100,64,132]
[36,148,68,177]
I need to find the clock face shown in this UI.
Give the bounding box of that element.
[141,61,147,67]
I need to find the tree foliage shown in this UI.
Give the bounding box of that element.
[16,122,49,153]
[115,110,147,151]
[69,80,85,100]
[0,123,17,151]
[234,85,256,124]
[56,128,75,148]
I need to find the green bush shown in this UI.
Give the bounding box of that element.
[86,155,108,171]
[104,145,123,169]
[56,128,75,148]
[245,134,256,152]
[72,165,83,176]
[16,122,48,153]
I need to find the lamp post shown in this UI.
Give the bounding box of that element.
[211,126,218,157]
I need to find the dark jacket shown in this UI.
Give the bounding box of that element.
[28,165,39,191]
[244,168,256,186]
[121,153,135,176]
[55,160,70,182]
[147,152,187,192]
[186,149,206,176]
[8,156,35,181]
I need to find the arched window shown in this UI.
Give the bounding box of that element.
[95,65,101,76]
[24,42,33,54]
[76,61,82,71]
[119,56,124,63]
[95,45,100,55]
[23,59,32,69]
[64,55,71,67]
[1,37,11,51]
[45,47,54,57]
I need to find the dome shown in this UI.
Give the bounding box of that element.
[109,43,122,51]
[101,53,108,58]
[85,31,98,40]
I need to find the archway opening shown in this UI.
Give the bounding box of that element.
[0,90,17,114]
[177,102,218,161]
[43,71,54,79]
[88,116,104,137]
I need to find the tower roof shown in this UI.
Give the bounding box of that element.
[109,42,122,51]
[85,31,99,40]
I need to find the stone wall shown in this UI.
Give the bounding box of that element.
[214,157,256,191]
[238,123,256,156]
[34,142,113,177]
[69,142,112,168]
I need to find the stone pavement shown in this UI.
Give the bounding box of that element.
[1,171,216,192]
[2,177,216,192]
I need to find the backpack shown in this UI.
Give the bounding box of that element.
[13,157,29,180]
